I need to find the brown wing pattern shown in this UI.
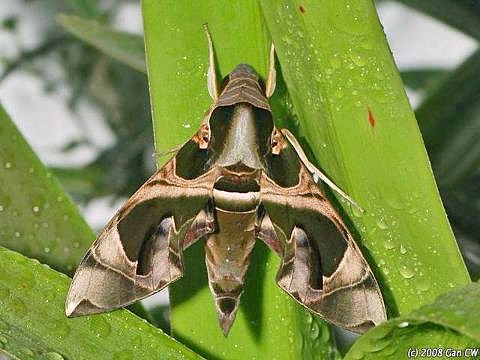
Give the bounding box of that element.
[66,157,216,316]
[258,136,386,333]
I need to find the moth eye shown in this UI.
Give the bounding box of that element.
[271,129,285,155]
[193,123,210,149]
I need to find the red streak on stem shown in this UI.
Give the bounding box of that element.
[368,108,375,128]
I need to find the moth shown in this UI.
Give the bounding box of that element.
[66,27,386,335]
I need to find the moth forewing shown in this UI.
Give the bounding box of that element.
[65,156,218,317]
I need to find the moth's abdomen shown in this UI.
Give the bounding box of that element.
[205,202,258,336]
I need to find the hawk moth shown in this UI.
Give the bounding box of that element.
[66,28,386,336]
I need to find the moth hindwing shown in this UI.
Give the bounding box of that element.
[66,29,386,336]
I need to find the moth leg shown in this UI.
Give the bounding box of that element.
[275,227,320,302]
[280,128,363,212]
[265,43,276,98]
[183,200,215,249]
[256,206,282,255]
[203,23,219,101]
[151,142,185,159]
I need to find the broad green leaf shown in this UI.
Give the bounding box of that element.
[0,246,203,360]
[0,104,94,275]
[345,282,480,359]
[396,0,480,41]
[142,1,338,359]
[260,0,470,317]
[0,104,155,321]
[416,49,480,187]
[57,14,146,73]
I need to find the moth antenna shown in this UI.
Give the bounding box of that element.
[265,43,276,98]
[203,23,219,101]
[281,128,364,213]
[152,143,184,158]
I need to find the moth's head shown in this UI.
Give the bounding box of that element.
[215,64,270,111]
[225,64,262,84]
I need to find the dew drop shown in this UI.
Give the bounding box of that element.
[32,206,41,214]
[397,321,409,328]
[305,312,313,324]
[399,266,415,279]
[350,52,366,67]
[399,245,407,255]
[351,205,363,218]
[14,231,21,238]
[0,205,4,212]
[334,87,344,98]
[40,352,65,360]
[310,321,320,339]
[417,278,430,292]
[376,218,388,230]
[4,162,12,169]
[384,240,395,250]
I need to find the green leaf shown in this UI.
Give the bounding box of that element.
[400,68,448,92]
[65,0,98,18]
[396,0,480,41]
[260,0,470,316]
[345,282,480,359]
[57,14,146,73]
[0,246,203,360]
[416,49,480,187]
[0,104,94,275]
[142,1,338,359]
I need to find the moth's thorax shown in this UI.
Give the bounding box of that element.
[214,103,264,170]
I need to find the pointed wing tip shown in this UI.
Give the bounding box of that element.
[65,301,80,318]
[65,298,106,318]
